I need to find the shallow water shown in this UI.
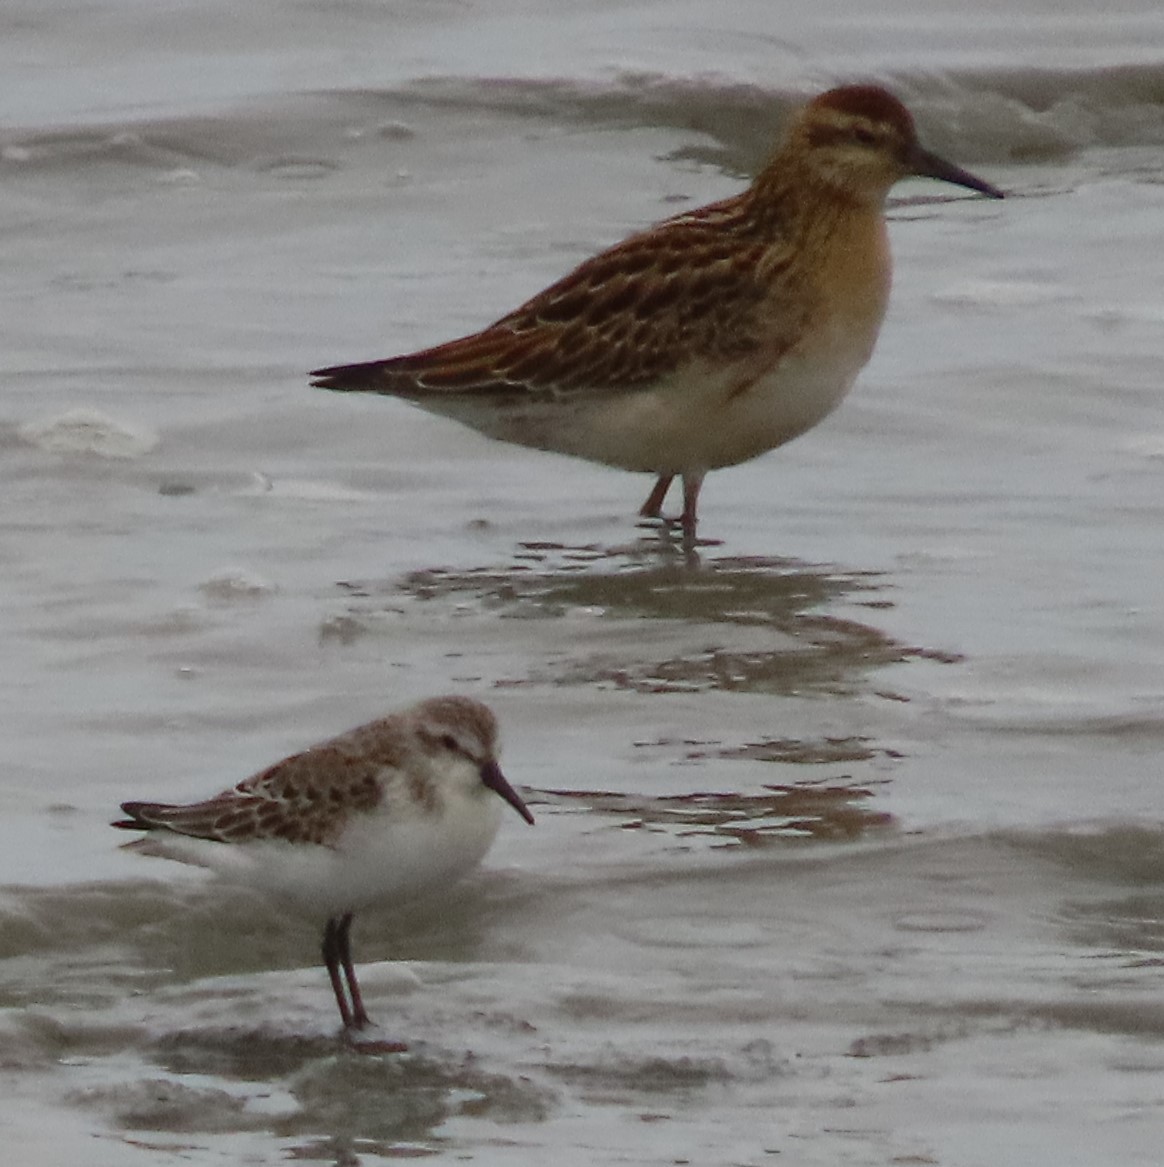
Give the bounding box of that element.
[2,2,1164,1164]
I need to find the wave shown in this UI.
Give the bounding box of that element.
[4,821,1161,969]
[3,63,1164,183]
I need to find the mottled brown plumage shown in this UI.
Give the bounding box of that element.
[321,212,779,402]
[118,711,414,846]
[313,85,1003,540]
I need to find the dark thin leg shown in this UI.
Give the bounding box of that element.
[336,912,370,1029]
[323,915,354,1029]
[639,474,674,520]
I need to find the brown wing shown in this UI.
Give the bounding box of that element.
[113,738,391,847]
[311,193,793,402]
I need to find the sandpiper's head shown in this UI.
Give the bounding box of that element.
[781,85,1004,204]
[411,695,534,824]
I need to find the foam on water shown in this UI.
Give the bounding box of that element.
[18,408,160,459]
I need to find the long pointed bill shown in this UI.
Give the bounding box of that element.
[909,145,1004,199]
[481,760,535,824]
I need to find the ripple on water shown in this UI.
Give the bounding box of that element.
[327,541,959,698]
[65,1032,555,1151]
[530,781,895,847]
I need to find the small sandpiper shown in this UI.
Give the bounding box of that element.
[113,695,533,1032]
[312,85,1003,542]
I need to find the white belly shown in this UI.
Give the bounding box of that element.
[479,301,885,475]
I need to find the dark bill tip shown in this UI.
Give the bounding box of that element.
[481,760,535,825]
[910,146,1004,199]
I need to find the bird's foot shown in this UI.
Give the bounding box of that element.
[342,1021,409,1054]
[637,513,721,549]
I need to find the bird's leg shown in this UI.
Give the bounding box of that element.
[336,912,371,1029]
[679,470,705,544]
[638,474,674,521]
[323,915,355,1029]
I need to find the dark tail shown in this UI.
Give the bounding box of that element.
[111,801,170,831]
[310,361,389,393]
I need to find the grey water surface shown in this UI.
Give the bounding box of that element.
[1,2,1163,1164]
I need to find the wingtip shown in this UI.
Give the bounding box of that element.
[310,365,370,393]
[310,366,340,390]
[112,801,162,831]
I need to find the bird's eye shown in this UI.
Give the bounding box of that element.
[440,733,460,753]
[853,127,877,146]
